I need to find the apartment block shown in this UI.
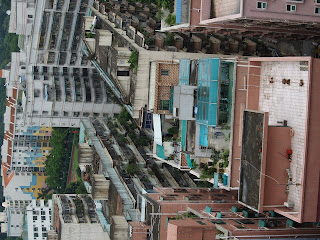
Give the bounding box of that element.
[165,0,320,39]
[0,200,52,239]
[7,0,121,128]
[50,194,110,240]
[26,200,52,240]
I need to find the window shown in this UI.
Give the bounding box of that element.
[257,1,267,9]
[161,70,170,76]
[117,71,130,76]
[34,233,39,237]
[63,111,69,117]
[41,216,46,220]
[73,112,80,117]
[316,0,320,4]
[159,100,170,110]
[33,216,37,221]
[28,15,33,19]
[287,4,296,11]
[315,7,320,14]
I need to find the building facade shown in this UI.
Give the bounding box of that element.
[7,0,121,128]
[26,200,52,240]
[164,0,320,39]
[51,194,110,239]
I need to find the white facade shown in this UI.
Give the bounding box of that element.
[26,200,52,240]
[7,0,121,129]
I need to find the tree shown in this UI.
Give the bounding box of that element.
[117,108,131,125]
[126,164,138,176]
[136,136,149,147]
[167,126,179,135]
[200,164,216,179]
[65,181,87,194]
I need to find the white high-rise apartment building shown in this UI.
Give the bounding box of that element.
[26,200,52,240]
[7,0,121,128]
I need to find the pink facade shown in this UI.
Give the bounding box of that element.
[173,0,320,37]
[243,0,320,23]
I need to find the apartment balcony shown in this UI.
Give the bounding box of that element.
[74,77,83,102]
[49,12,62,50]
[93,79,103,104]
[70,53,78,66]
[58,52,67,65]
[56,0,64,10]
[71,14,85,51]
[84,78,92,102]
[79,0,89,13]
[68,0,77,12]
[39,12,51,49]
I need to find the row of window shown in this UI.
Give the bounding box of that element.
[257,1,320,13]
[32,110,103,117]
[33,216,47,221]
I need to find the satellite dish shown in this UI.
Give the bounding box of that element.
[6,10,11,15]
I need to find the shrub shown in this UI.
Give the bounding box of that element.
[191,159,198,170]
[128,50,139,71]
[165,13,176,26]
[167,126,179,135]
[126,164,138,175]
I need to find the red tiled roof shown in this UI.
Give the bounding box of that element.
[2,163,14,187]
[9,123,14,135]
[12,88,17,100]
[10,106,15,123]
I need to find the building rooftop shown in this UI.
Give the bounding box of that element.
[240,57,320,223]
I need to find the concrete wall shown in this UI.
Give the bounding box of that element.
[212,0,240,18]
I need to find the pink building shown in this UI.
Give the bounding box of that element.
[236,57,320,223]
[141,187,238,240]
[166,210,320,240]
[170,0,320,38]
[132,187,320,240]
